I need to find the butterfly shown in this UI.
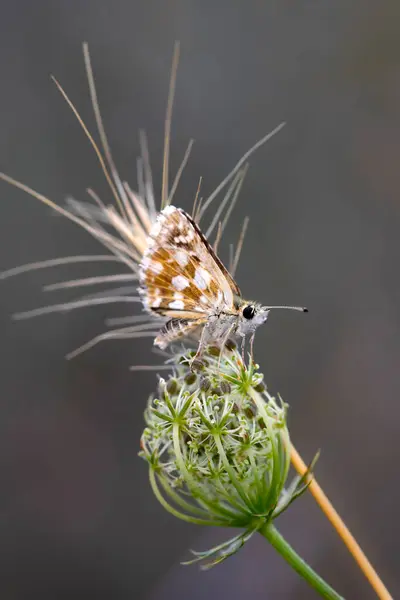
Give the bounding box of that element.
[139,204,307,358]
[0,42,306,363]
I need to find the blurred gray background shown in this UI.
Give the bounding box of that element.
[0,1,399,598]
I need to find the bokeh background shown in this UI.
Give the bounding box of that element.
[0,1,399,598]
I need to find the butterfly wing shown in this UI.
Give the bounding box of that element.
[139,205,241,317]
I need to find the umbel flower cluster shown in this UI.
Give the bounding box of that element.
[140,344,314,568]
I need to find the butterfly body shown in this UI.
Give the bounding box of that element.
[138,205,269,351]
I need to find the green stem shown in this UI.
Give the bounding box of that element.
[259,523,344,600]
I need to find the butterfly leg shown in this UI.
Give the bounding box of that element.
[189,321,210,370]
[240,334,246,364]
[249,332,256,365]
[217,323,236,372]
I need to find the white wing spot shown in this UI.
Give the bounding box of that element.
[141,256,150,270]
[163,205,176,215]
[194,267,211,290]
[200,295,208,305]
[174,250,189,267]
[172,275,189,291]
[152,297,162,308]
[150,220,162,238]
[175,235,191,245]
[151,261,163,274]
[199,267,211,286]
[169,299,185,310]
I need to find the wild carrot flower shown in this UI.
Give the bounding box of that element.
[140,343,314,567]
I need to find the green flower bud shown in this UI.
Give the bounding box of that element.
[140,346,314,568]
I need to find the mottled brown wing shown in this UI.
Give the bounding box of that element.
[139,205,241,316]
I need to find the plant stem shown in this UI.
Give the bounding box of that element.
[259,523,344,600]
[290,445,393,600]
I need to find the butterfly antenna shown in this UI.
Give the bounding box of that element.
[161,41,180,210]
[263,305,308,313]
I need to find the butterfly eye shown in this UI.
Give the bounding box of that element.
[242,305,256,320]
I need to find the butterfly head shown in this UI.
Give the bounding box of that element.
[237,302,269,337]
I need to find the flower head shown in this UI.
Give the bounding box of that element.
[140,345,314,567]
